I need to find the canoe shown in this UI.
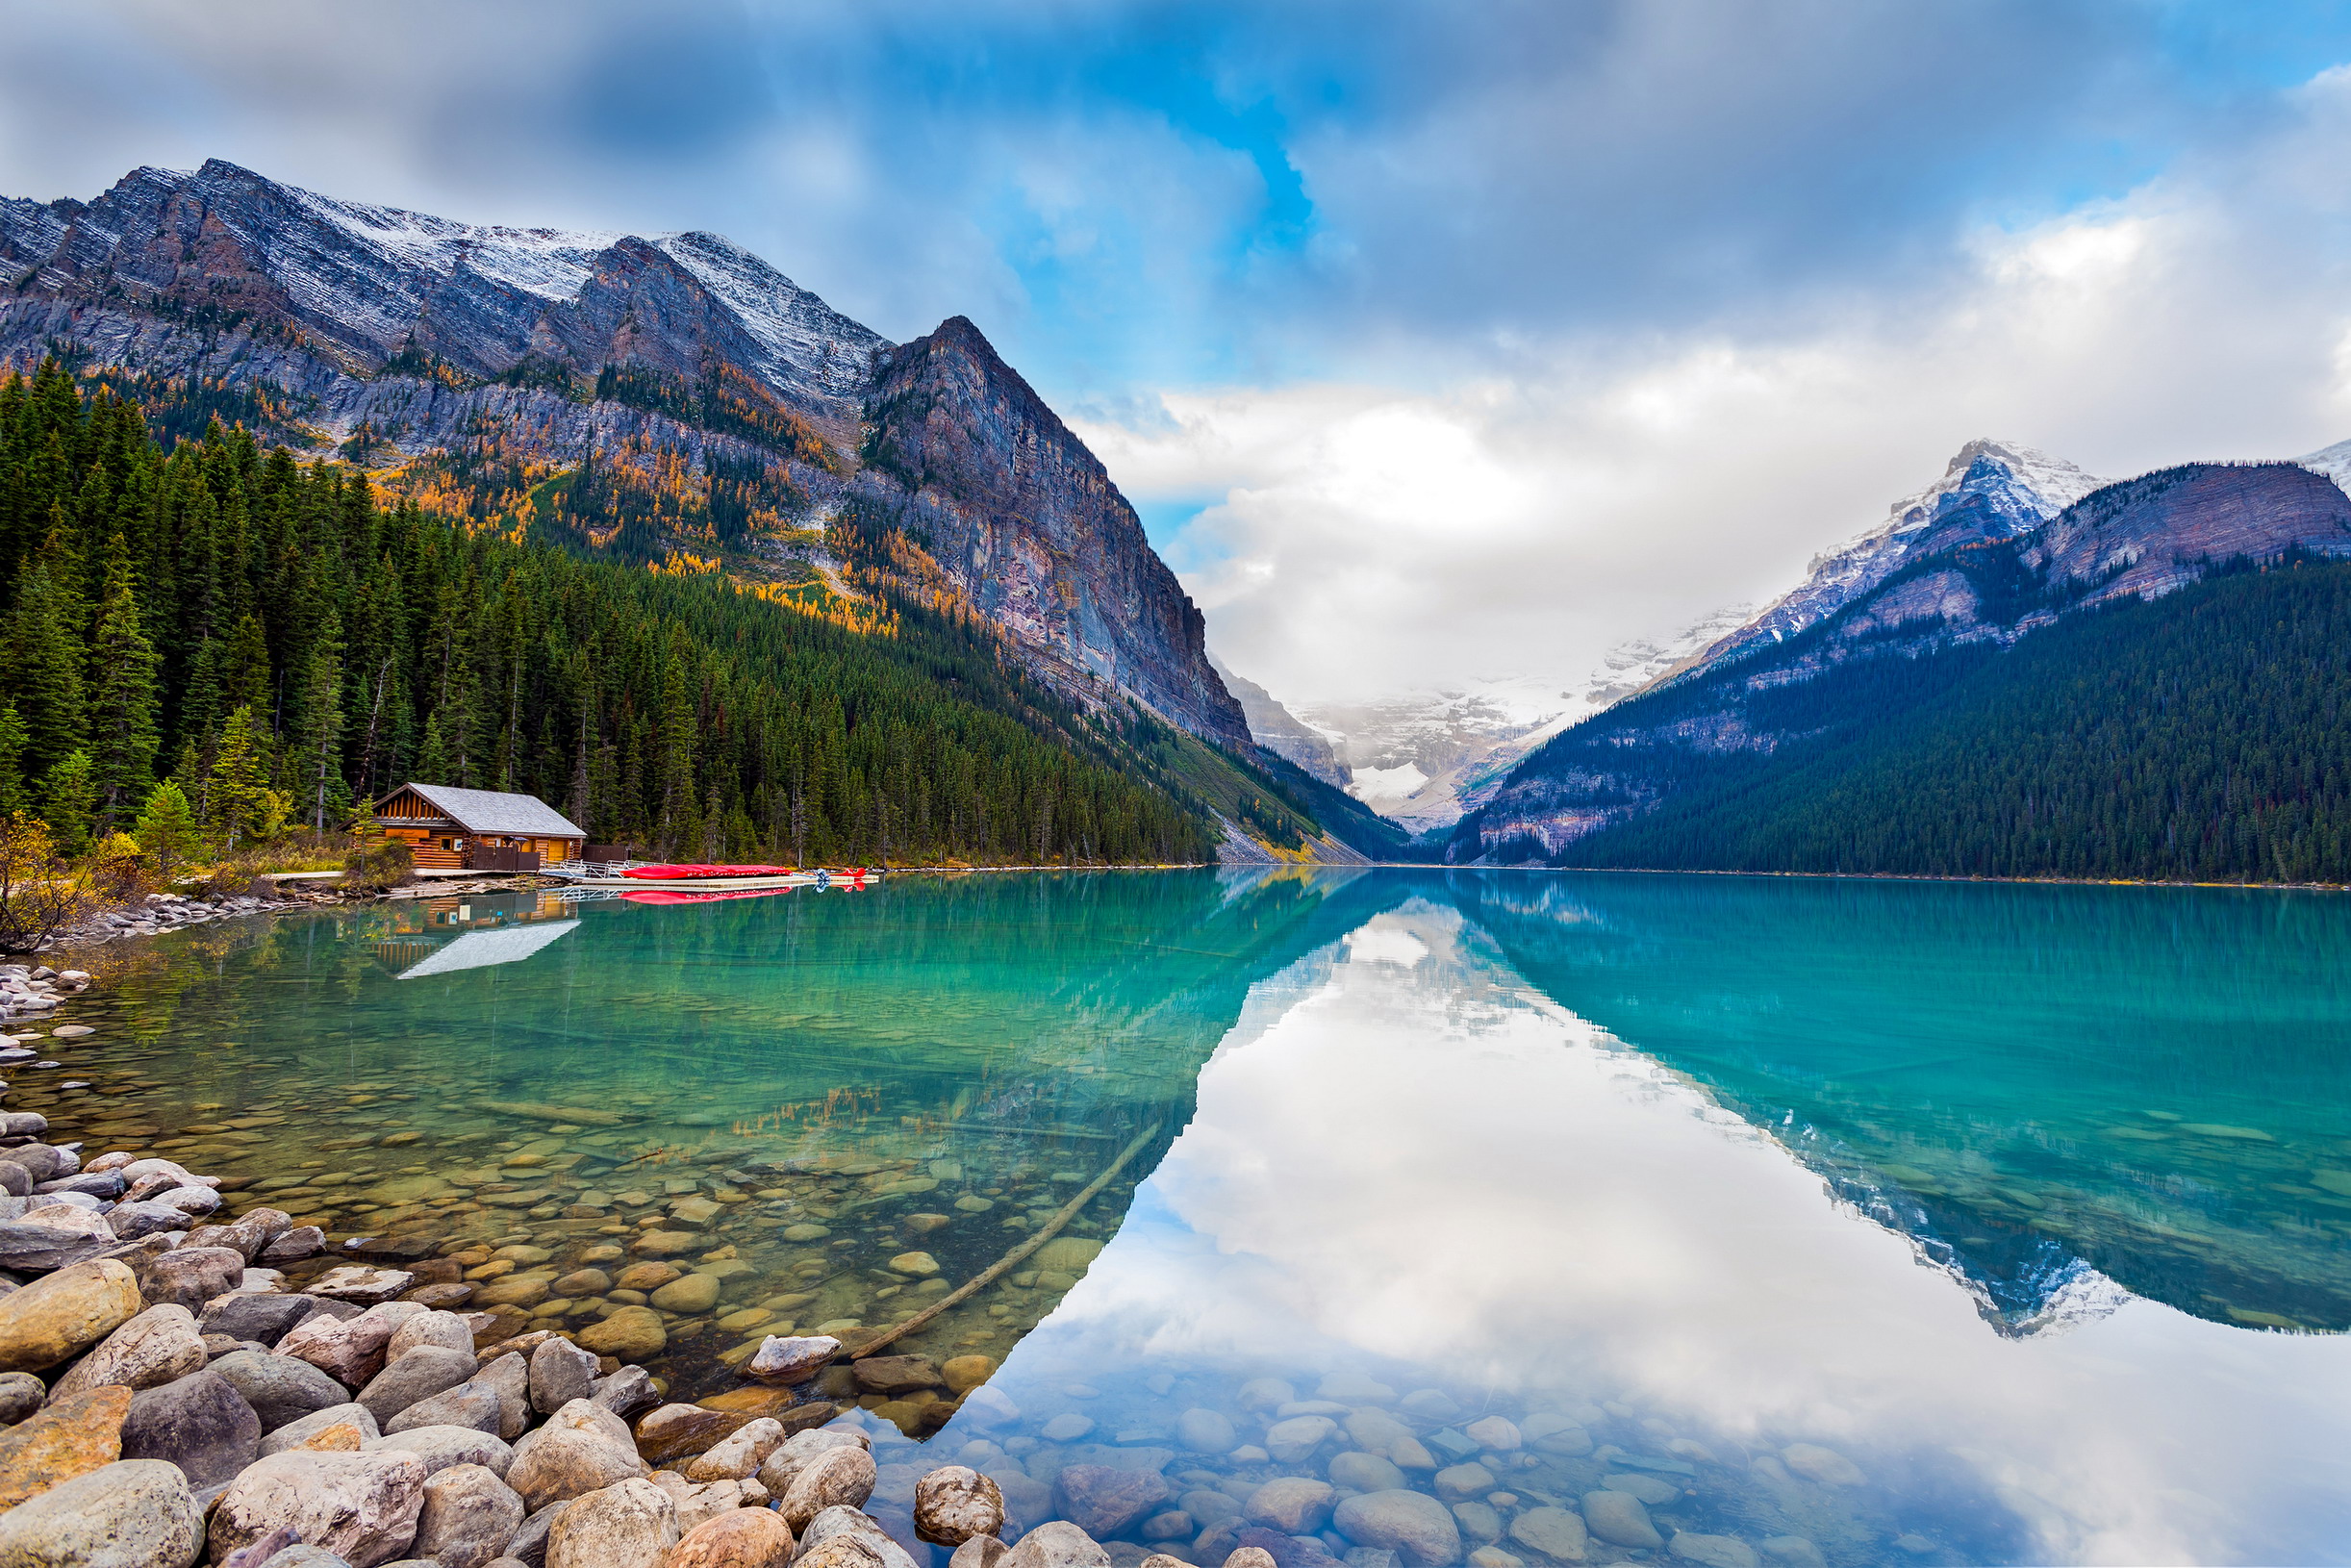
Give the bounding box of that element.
[620,863,800,879]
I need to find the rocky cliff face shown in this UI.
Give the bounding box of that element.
[1206,654,1349,788]
[1455,459,2351,860]
[0,160,1247,749]
[855,316,1250,747]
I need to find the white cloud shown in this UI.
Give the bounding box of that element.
[1079,77,2351,707]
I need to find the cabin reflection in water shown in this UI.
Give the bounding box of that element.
[361,892,582,978]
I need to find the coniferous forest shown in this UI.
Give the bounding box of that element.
[0,361,1214,866]
[1552,556,2351,882]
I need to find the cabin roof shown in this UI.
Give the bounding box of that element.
[380,783,587,839]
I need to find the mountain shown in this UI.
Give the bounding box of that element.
[1295,604,1757,832]
[848,317,1248,747]
[1454,456,2351,879]
[0,160,1247,754]
[1205,653,1348,788]
[1692,438,2104,670]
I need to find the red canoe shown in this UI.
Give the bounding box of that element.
[619,864,800,880]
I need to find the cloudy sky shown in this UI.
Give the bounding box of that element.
[10,1,2351,705]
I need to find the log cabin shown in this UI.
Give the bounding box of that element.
[370,782,588,872]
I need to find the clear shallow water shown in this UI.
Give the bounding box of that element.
[25,870,2351,1565]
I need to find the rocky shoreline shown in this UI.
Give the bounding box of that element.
[0,1072,1146,1568]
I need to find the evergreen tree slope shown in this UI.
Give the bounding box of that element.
[0,362,1222,865]
[1553,558,2351,883]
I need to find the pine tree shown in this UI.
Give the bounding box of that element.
[1,563,87,774]
[133,779,203,883]
[291,612,346,836]
[39,750,95,856]
[656,638,696,849]
[220,613,272,723]
[205,705,274,851]
[85,535,162,831]
[0,704,25,820]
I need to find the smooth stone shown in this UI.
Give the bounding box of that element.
[507,1423,645,1510]
[309,1267,419,1304]
[413,1462,527,1568]
[479,1353,535,1439]
[887,1252,941,1277]
[210,1449,431,1567]
[1580,1493,1661,1552]
[543,1476,677,1568]
[1461,1418,1519,1454]
[1504,1509,1587,1564]
[574,1306,665,1360]
[633,1404,754,1466]
[1757,1539,1827,1568]
[212,1352,354,1433]
[1266,1416,1337,1464]
[667,1507,796,1568]
[261,1404,382,1457]
[683,1417,786,1482]
[202,1294,320,1349]
[627,1231,699,1258]
[121,1369,261,1489]
[360,1346,481,1425]
[613,1264,680,1292]
[1001,1521,1111,1568]
[548,1270,610,1298]
[0,1384,130,1507]
[279,1305,410,1387]
[753,1427,871,1496]
[1432,1465,1494,1502]
[367,1425,516,1479]
[107,1201,195,1241]
[1452,1505,1502,1547]
[389,1381,505,1438]
[1248,1478,1337,1534]
[746,1334,839,1386]
[387,1310,476,1361]
[948,1537,1011,1568]
[943,1353,998,1394]
[529,1337,600,1415]
[797,1504,920,1568]
[0,1458,203,1568]
[0,1371,41,1424]
[1041,1413,1096,1443]
[1669,1535,1757,1568]
[781,1225,830,1242]
[1332,1491,1462,1568]
[1056,1463,1172,1538]
[505,1500,569,1568]
[140,1248,248,1313]
[1328,1453,1406,1494]
[778,1443,877,1530]
[259,1227,328,1265]
[1176,1408,1237,1454]
[853,1354,942,1394]
[588,1365,659,1419]
[914,1464,1006,1545]
[0,1257,140,1372]
[648,1274,720,1313]
[1600,1474,1679,1506]
[1776,1445,1865,1487]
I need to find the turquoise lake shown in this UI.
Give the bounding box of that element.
[21,869,2351,1566]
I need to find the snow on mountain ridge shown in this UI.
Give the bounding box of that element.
[1301,601,1757,831]
[1702,439,2104,668]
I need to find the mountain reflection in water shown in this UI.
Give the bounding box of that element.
[30,869,2351,1564]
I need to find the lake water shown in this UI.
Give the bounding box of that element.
[23,869,2351,1565]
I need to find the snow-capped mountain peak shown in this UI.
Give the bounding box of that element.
[1700,438,2104,667]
